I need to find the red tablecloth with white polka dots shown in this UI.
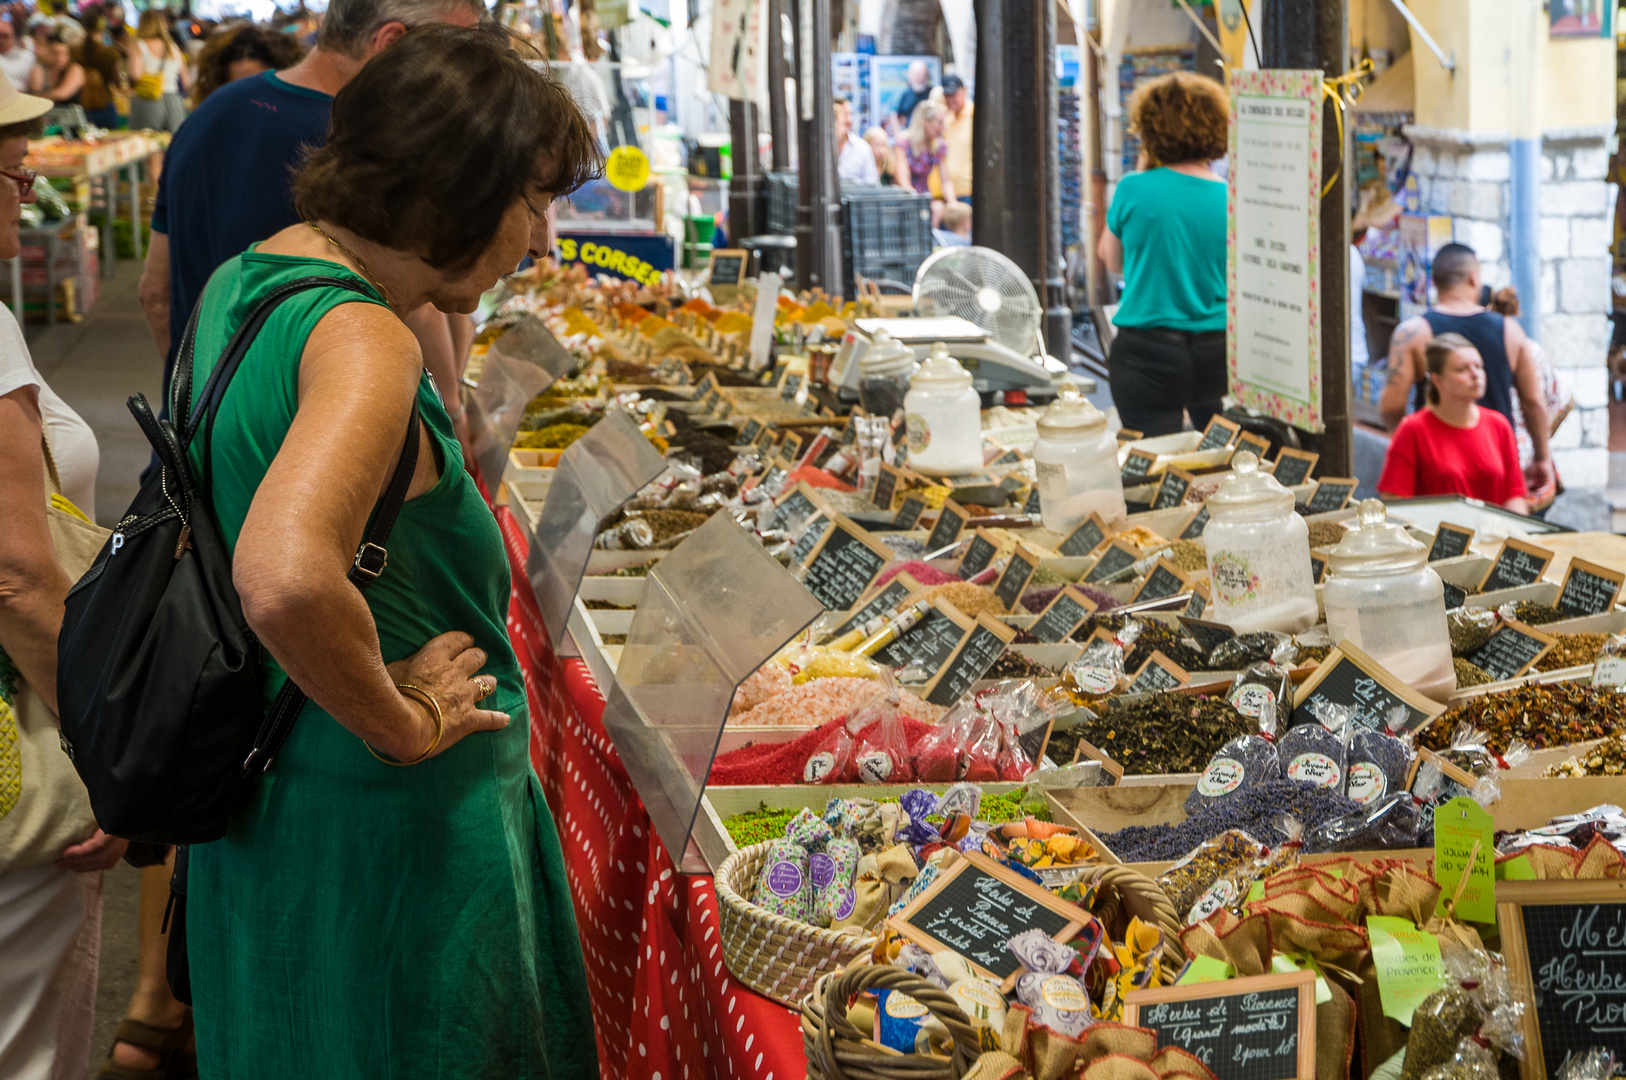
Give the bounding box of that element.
[497,506,806,1080]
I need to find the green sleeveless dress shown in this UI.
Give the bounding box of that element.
[181,251,598,1079]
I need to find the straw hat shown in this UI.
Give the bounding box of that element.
[0,79,53,128]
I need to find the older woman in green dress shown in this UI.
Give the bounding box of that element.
[178,26,602,1077]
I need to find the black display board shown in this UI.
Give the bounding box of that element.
[1152,468,1194,511]
[991,448,1023,466]
[993,547,1040,613]
[1181,505,1211,540]
[1197,415,1241,451]
[707,249,746,286]
[1185,584,1210,619]
[829,575,919,637]
[1124,973,1315,1080]
[1132,560,1188,604]
[1121,448,1157,487]
[1271,449,1318,488]
[872,462,903,512]
[1116,429,1143,444]
[1467,621,1554,681]
[771,484,821,534]
[1305,478,1356,514]
[1084,541,1140,585]
[1032,586,1098,643]
[799,518,890,611]
[1427,523,1474,562]
[1556,557,1625,619]
[788,515,830,567]
[926,618,1016,707]
[1310,553,1327,585]
[957,530,999,579]
[1179,615,1234,654]
[1057,513,1109,558]
[927,500,971,553]
[733,418,764,446]
[780,430,805,465]
[1235,431,1271,460]
[1022,485,1043,516]
[892,496,927,531]
[1442,582,1468,610]
[780,372,803,401]
[1291,644,1444,733]
[1126,652,1189,695]
[889,852,1085,985]
[872,603,970,671]
[1480,539,1556,593]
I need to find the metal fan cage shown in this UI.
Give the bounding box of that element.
[912,246,1043,353]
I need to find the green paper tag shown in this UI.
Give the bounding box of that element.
[1177,955,1234,985]
[1367,916,1445,1025]
[1497,853,1537,881]
[1433,796,1496,924]
[1272,953,1332,1005]
[1248,879,1266,903]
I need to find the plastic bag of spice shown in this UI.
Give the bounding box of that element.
[989,680,1068,781]
[1594,633,1626,688]
[1065,625,1137,698]
[1305,792,1426,853]
[961,696,1005,783]
[1403,985,1486,1080]
[1279,699,1351,790]
[1418,1037,1502,1080]
[1554,1049,1619,1080]
[1347,712,1416,805]
[911,699,977,782]
[849,680,916,785]
[1209,630,1293,671]
[1226,658,1294,730]
[1156,829,1266,915]
[1182,710,1281,816]
[1447,607,1498,656]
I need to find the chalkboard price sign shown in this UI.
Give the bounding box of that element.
[780,430,806,466]
[1185,583,1210,620]
[771,482,823,535]
[873,601,973,672]
[1480,538,1556,594]
[1022,485,1043,516]
[890,851,1088,986]
[993,545,1042,613]
[1032,586,1099,643]
[1057,513,1109,558]
[1116,429,1143,445]
[892,496,927,531]
[1305,478,1357,514]
[958,529,1000,579]
[734,418,764,446]
[1180,505,1212,540]
[926,615,1018,706]
[1085,541,1142,585]
[1121,448,1158,487]
[830,573,922,637]
[927,500,971,553]
[799,516,892,611]
[871,462,904,512]
[1235,430,1271,460]
[1310,554,1327,585]
[1132,559,1189,604]
[780,372,803,402]
[788,514,830,567]
[1124,971,1317,1080]
[991,448,1023,466]
[1497,883,1626,1080]
[1197,415,1241,452]
[1556,557,1625,619]
[755,427,777,456]
[1179,615,1235,655]
[1127,651,1191,695]
[1467,620,1554,681]
[1271,448,1319,488]
[1153,468,1195,511]
[1427,523,1475,563]
[1291,642,1446,733]
[1442,582,1467,611]
[707,248,746,287]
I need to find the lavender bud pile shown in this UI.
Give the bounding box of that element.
[1096,780,1361,862]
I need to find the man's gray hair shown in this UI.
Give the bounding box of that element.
[317,0,482,56]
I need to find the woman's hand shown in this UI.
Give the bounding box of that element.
[56,829,129,872]
[382,631,509,761]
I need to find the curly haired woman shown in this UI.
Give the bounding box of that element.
[1097,72,1229,436]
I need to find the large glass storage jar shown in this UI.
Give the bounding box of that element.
[1204,451,1319,634]
[1323,499,1455,702]
[1031,383,1126,531]
[857,329,917,422]
[903,343,982,476]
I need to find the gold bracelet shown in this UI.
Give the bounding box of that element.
[365,682,445,766]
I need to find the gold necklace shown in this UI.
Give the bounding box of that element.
[307,222,393,306]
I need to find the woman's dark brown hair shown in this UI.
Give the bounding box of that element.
[191,24,307,108]
[295,24,603,274]
[1424,331,1476,405]
[1128,72,1229,166]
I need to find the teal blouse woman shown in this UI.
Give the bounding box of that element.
[178,27,603,1078]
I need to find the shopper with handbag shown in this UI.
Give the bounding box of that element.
[125,10,186,134]
[0,78,128,1080]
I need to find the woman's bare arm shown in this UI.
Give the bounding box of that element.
[1097,228,1123,275]
[231,303,506,761]
[0,386,71,714]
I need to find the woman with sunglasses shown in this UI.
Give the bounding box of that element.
[0,78,129,1080]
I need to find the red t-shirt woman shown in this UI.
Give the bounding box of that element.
[1378,332,1529,513]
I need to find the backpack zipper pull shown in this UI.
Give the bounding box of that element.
[174,525,192,559]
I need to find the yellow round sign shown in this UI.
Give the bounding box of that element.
[606,145,651,192]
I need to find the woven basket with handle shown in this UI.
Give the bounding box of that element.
[801,963,983,1080]
[1073,862,1187,964]
[715,840,878,1008]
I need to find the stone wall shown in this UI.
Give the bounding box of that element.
[1403,122,1615,490]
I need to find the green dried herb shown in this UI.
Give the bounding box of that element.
[720,791,1051,849]
[1452,658,1493,688]
[1509,601,1565,626]
[1403,986,1481,1080]
[1426,682,1626,755]
[1055,695,1253,775]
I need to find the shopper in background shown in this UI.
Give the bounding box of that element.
[138,0,484,456]
[174,25,600,1075]
[891,58,931,131]
[940,73,971,205]
[894,99,954,223]
[28,34,83,105]
[864,125,898,185]
[834,96,877,185]
[1378,333,1529,513]
[1378,242,1554,496]
[75,12,124,130]
[0,79,129,1080]
[190,22,306,108]
[125,10,188,135]
[1096,71,1229,436]
[1489,285,1569,514]
[0,19,34,92]
[933,200,971,247]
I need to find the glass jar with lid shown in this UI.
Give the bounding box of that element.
[1203,451,1318,634]
[856,329,917,422]
[903,343,982,476]
[1031,382,1125,531]
[1323,499,1455,702]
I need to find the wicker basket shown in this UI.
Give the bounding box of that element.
[715,840,878,1008]
[1074,862,1187,964]
[801,963,982,1080]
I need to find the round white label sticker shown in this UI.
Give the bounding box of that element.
[1197,757,1247,797]
[1287,751,1342,788]
[1229,684,1277,720]
[1041,976,1089,1012]
[1346,761,1388,804]
[1074,666,1118,694]
[803,751,836,783]
[885,991,929,1019]
[858,751,894,783]
[954,979,1006,1013]
[1186,876,1240,925]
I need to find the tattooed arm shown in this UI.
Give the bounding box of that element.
[1379,316,1432,430]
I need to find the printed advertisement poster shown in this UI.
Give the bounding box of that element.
[1227,68,1323,431]
[708,0,761,101]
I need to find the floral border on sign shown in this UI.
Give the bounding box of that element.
[1226,68,1324,432]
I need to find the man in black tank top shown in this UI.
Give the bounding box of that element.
[1379,243,1553,494]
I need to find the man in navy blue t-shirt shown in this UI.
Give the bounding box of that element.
[137,0,482,422]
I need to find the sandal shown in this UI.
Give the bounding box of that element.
[95,1016,196,1080]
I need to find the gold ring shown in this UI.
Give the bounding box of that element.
[475,675,496,701]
